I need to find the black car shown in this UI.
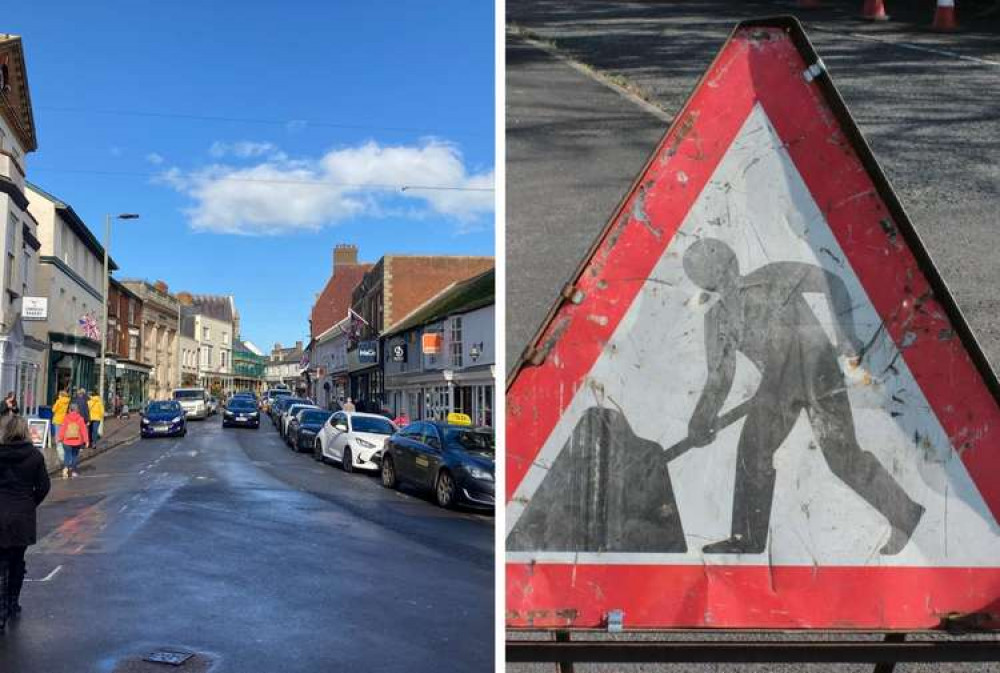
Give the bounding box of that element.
[270,396,309,424]
[289,409,333,453]
[222,397,260,428]
[381,421,495,509]
[141,401,187,438]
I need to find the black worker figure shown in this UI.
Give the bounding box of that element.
[683,238,925,556]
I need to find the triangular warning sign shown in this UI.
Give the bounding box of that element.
[506,18,1000,631]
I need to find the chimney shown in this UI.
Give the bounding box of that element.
[154,280,168,294]
[333,243,358,273]
[295,340,303,351]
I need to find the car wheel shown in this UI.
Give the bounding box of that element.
[381,456,397,489]
[435,470,457,509]
[313,439,323,462]
[343,447,354,473]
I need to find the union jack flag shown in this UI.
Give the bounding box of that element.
[344,308,369,349]
[79,313,100,340]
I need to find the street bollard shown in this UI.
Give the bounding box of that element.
[932,0,958,31]
[862,0,890,21]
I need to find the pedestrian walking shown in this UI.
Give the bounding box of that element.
[0,414,51,632]
[57,403,89,479]
[113,392,122,419]
[87,391,104,450]
[342,398,356,413]
[50,389,70,467]
[1,392,19,416]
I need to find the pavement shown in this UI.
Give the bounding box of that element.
[43,415,142,473]
[506,0,1000,670]
[0,413,494,672]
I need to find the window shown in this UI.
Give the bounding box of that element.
[5,213,16,298]
[21,248,29,296]
[128,298,135,324]
[223,332,228,344]
[449,317,463,368]
[202,326,210,341]
[129,335,138,360]
[200,346,212,368]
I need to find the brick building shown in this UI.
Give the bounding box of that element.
[120,279,180,401]
[347,254,494,408]
[106,278,151,408]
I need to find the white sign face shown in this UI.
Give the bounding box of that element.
[22,296,48,320]
[507,105,1000,568]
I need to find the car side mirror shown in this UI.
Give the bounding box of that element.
[336,423,348,431]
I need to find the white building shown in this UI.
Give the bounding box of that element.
[25,183,113,406]
[179,294,236,394]
[309,317,349,408]
[0,35,46,413]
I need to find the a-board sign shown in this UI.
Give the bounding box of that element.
[28,418,50,450]
[506,18,1000,631]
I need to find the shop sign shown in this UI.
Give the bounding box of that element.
[22,297,47,320]
[422,332,443,355]
[391,343,408,363]
[358,341,378,364]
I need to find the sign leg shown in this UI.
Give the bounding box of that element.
[554,631,574,673]
[872,633,906,673]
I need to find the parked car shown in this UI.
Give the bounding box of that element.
[222,397,260,428]
[172,387,209,420]
[289,409,333,452]
[270,396,308,424]
[261,388,291,413]
[381,422,494,509]
[141,401,187,438]
[314,412,397,472]
[280,403,319,439]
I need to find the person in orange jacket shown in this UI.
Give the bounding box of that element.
[57,403,89,479]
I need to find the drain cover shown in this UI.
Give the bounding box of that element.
[143,650,194,666]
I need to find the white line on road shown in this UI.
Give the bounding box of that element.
[807,25,1000,67]
[25,565,62,583]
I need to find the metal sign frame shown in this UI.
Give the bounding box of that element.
[505,13,1000,655]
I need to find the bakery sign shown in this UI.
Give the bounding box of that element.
[22,297,47,320]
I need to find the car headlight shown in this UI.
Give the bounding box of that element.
[224,410,234,417]
[249,411,259,417]
[141,418,150,425]
[464,465,494,482]
[171,416,182,424]
[356,437,377,449]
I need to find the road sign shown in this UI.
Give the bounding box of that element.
[506,18,1000,632]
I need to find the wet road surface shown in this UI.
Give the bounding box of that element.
[0,414,494,673]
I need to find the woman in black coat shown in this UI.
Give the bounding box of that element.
[0,414,50,630]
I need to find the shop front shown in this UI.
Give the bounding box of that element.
[115,360,151,410]
[46,333,99,403]
[348,340,382,409]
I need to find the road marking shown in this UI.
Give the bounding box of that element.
[25,565,62,583]
[807,25,1000,67]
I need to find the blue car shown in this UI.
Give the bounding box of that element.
[141,401,187,438]
[380,421,495,509]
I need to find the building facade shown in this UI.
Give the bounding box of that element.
[26,183,115,406]
[382,268,495,427]
[179,314,199,387]
[307,243,369,407]
[0,36,45,413]
[347,254,494,409]
[121,279,180,401]
[106,278,150,408]
[232,338,265,393]
[265,341,306,393]
[178,294,237,396]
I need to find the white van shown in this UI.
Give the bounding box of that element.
[172,387,209,420]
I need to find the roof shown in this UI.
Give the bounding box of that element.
[384,267,494,337]
[185,294,235,323]
[0,35,38,152]
[26,182,119,271]
[270,345,303,364]
[310,262,372,338]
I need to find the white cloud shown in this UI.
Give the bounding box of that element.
[157,140,494,236]
[146,152,165,165]
[209,141,282,159]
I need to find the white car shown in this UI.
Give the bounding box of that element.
[314,411,397,473]
[280,403,319,439]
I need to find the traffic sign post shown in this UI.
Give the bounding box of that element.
[506,16,1000,668]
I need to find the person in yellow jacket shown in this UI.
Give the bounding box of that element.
[88,391,105,449]
[50,390,70,466]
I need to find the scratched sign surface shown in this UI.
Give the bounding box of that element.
[506,18,1000,631]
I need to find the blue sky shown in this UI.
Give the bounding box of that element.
[8,0,495,351]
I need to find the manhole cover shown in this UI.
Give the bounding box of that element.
[143,650,194,666]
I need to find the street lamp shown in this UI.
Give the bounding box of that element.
[99,213,139,405]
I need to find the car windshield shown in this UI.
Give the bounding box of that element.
[301,410,332,424]
[148,402,180,414]
[270,391,291,399]
[351,416,395,435]
[287,404,315,415]
[228,399,256,411]
[173,390,204,400]
[444,427,495,453]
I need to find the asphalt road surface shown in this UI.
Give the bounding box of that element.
[0,414,493,673]
[506,1,999,671]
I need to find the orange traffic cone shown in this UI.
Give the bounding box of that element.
[862,0,889,21]
[932,0,958,31]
